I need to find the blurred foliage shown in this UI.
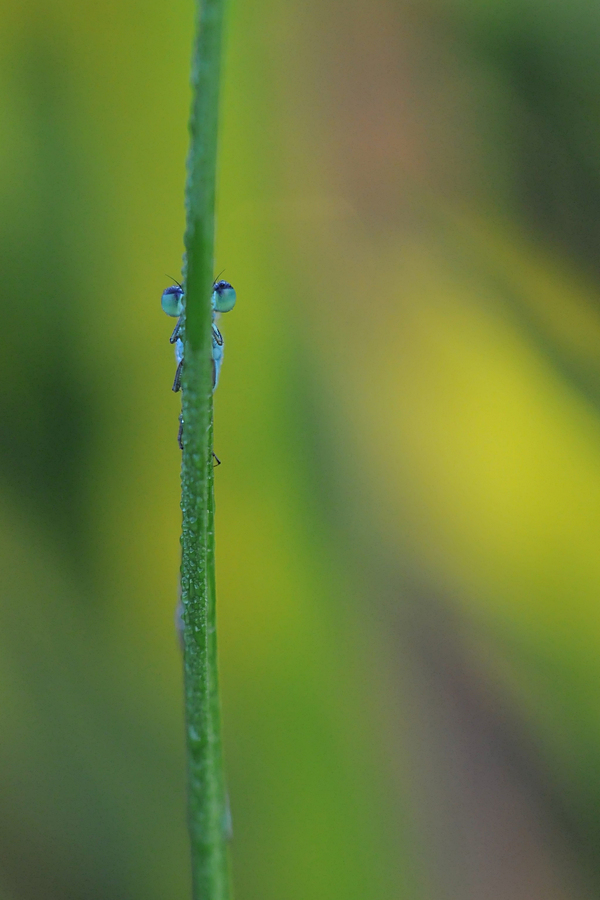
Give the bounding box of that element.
[2,0,600,898]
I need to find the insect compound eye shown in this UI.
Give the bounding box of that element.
[161,285,184,317]
[212,280,236,313]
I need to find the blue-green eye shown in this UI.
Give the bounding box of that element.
[212,280,236,313]
[161,285,184,317]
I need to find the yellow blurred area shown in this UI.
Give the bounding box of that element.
[2,0,600,897]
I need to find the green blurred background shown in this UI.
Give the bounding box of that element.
[3,0,600,897]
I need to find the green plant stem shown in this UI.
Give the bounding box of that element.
[180,0,230,897]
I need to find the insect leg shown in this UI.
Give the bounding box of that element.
[178,414,220,465]
[172,359,183,392]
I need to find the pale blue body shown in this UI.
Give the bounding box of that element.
[211,324,225,389]
[173,320,223,388]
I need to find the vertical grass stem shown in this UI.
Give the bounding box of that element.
[180,0,230,897]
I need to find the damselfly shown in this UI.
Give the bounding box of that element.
[162,279,236,452]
